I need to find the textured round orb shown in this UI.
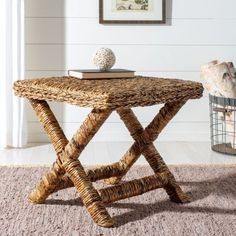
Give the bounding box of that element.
[93,48,116,71]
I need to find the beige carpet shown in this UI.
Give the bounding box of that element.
[0,165,236,236]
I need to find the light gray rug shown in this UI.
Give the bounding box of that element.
[0,165,236,236]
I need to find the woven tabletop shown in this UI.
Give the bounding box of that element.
[14,76,203,109]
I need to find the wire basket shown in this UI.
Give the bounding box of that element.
[210,94,236,155]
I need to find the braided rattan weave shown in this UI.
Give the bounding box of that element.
[14,76,202,109]
[13,76,203,227]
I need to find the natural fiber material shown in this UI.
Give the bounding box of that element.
[0,166,236,236]
[13,76,203,109]
[13,76,203,227]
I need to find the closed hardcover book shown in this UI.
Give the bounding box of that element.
[68,69,135,79]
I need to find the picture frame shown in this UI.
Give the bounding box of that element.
[99,0,166,24]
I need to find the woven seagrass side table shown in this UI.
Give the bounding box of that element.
[13,76,203,227]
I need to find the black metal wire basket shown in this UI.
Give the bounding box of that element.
[209,94,236,155]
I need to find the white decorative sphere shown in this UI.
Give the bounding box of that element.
[93,48,116,71]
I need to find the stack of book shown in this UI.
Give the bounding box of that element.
[68,69,135,79]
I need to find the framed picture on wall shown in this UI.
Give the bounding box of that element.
[99,0,166,24]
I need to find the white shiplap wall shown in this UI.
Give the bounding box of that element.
[25,0,236,143]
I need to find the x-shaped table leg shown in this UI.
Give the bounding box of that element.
[111,103,190,203]
[28,99,190,228]
[29,99,114,227]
